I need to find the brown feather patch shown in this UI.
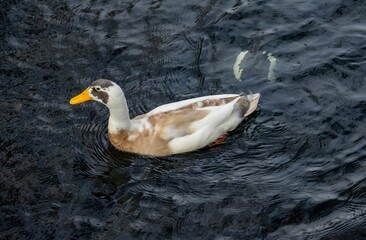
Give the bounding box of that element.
[178,97,237,110]
[91,88,109,104]
[108,109,209,156]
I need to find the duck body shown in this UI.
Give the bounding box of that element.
[70,79,260,156]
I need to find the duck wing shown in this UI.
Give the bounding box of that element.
[166,96,243,153]
[147,94,239,115]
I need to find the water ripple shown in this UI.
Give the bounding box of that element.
[2,0,366,239]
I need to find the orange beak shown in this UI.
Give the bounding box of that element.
[70,88,92,105]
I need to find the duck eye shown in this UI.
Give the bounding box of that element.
[95,87,101,91]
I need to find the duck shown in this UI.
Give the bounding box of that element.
[70,79,260,156]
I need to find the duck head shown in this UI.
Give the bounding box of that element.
[70,79,132,131]
[70,79,125,107]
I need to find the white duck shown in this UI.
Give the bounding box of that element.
[70,79,260,156]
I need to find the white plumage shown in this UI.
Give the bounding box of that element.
[70,79,260,156]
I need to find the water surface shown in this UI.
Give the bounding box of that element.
[1,0,366,239]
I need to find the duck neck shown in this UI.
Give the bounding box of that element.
[107,96,132,133]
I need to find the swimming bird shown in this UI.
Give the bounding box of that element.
[70,79,260,156]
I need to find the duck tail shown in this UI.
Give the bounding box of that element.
[244,93,260,117]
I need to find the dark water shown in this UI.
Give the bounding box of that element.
[1,0,366,239]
